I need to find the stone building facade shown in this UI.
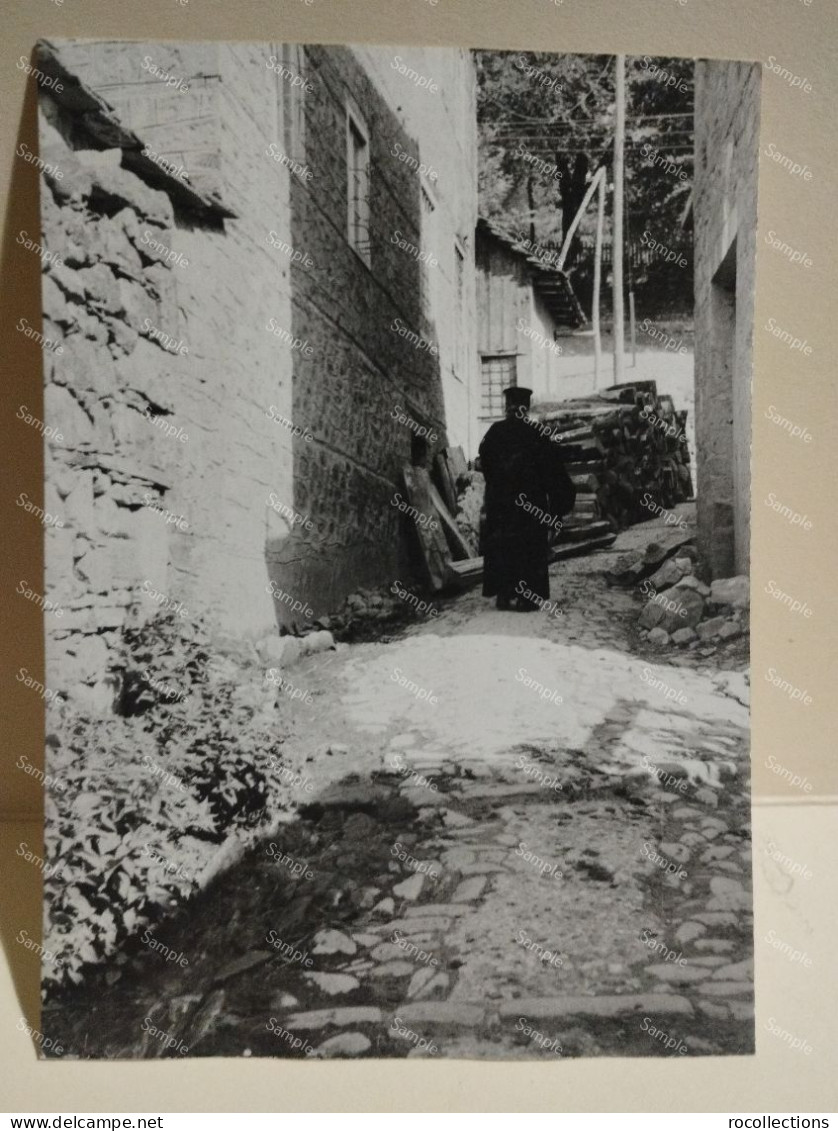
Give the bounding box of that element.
[693,60,760,579]
[35,40,478,708]
[281,44,479,612]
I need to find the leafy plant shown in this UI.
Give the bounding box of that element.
[43,613,297,995]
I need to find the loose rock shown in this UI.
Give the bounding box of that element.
[697,616,728,641]
[303,972,360,996]
[311,929,357,957]
[393,874,425,901]
[315,1032,371,1056]
[671,627,697,645]
[709,576,749,610]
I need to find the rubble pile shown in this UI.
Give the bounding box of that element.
[534,379,694,531]
[638,567,749,652]
[316,584,443,642]
[606,534,749,655]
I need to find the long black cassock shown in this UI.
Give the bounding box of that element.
[479,415,575,604]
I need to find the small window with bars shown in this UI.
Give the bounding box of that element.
[346,104,371,265]
[480,355,517,420]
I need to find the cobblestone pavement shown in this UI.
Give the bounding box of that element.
[44,508,753,1059]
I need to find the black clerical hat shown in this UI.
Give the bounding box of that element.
[503,386,533,409]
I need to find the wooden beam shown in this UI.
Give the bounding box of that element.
[593,169,606,390]
[613,54,626,382]
[556,166,607,272]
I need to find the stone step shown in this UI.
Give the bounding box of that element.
[498,993,695,1021]
[389,1002,486,1028]
[285,1006,383,1030]
[403,903,470,918]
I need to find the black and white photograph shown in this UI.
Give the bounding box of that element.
[25,37,758,1060]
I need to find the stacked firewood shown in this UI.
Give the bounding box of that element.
[396,381,690,591]
[534,380,694,532]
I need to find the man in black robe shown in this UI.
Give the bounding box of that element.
[479,386,575,611]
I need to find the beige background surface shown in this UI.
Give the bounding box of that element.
[1,0,835,1112]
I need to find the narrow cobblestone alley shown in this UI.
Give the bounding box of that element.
[43,505,753,1061]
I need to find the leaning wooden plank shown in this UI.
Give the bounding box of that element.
[446,446,468,483]
[429,480,476,561]
[442,449,466,503]
[559,519,613,544]
[401,465,450,591]
[433,452,458,515]
[445,556,484,589]
[550,532,616,561]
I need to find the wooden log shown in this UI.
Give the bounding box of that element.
[554,426,596,442]
[533,387,687,538]
[559,437,605,459]
[570,473,600,492]
[565,460,605,476]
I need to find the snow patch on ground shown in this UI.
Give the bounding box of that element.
[339,633,748,763]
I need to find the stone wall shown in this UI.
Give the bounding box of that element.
[39,41,296,708]
[38,39,477,702]
[276,44,477,617]
[693,60,760,578]
[353,45,480,457]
